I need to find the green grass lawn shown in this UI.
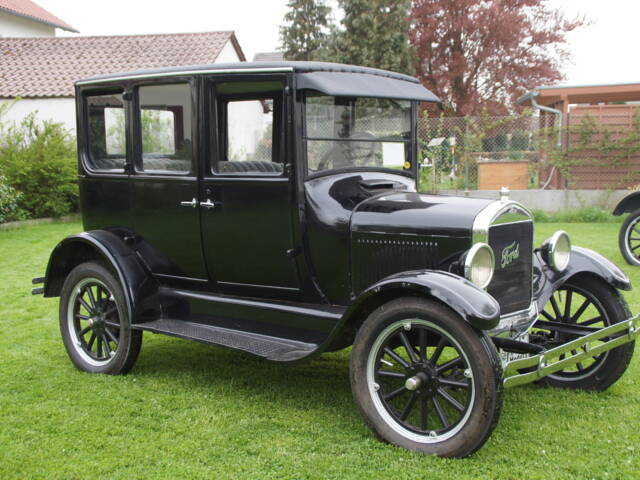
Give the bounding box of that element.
[1,221,639,479]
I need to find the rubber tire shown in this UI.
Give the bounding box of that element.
[539,275,635,391]
[350,297,503,458]
[619,210,640,266]
[59,262,142,375]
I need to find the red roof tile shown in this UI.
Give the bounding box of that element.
[0,0,77,32]
[0,31,241,98]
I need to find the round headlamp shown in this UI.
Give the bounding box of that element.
[464,243,495,289]
[542,230,571,272]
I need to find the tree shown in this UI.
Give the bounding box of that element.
[329,0,415,75]
[409,0,587,115]
[280,0,332,61]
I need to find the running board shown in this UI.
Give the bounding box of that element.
[503,314,640,388]
[133,319,319,362]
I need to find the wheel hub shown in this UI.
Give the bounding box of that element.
[405,364,438,397]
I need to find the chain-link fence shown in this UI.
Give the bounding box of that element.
[418,106,640,192]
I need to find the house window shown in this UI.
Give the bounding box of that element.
[86,92,126,172]
[138,83,192,174]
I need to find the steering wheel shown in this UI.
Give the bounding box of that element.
[316,132,379,171]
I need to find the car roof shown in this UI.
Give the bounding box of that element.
[76,61,418,85]
[76,61,441,103]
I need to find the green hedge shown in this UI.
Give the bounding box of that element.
[0,110,78,220]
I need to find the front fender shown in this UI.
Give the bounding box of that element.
[534,246,631,311]
[343,270,501,330]
[44,230,160,323]
[613,191,640,216]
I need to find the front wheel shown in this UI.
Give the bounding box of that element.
[350,297,503,458]
[59,262,142,374]
[619,210,640,266]
[536,275,635,391]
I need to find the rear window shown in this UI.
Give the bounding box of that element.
[86,92,126,172]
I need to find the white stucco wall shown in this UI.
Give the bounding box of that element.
[1,98,77,133]
[0,11,55,37]
[214,40,242,63]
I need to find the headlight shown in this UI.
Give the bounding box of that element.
[541,230,571,272]
[464,243,495,289]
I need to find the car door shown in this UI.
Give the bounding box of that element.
[130,79,207,281]
[201,76,300,296]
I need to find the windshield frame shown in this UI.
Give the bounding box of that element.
[301,93,418,181]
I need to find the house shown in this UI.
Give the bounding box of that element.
[518,82,640,189]
[0,0,77,37]
[0,31,246,132]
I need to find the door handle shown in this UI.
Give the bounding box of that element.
[180,198,198,208]
[201,199,221,210]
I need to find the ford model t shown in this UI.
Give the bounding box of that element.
[34,62,638,457]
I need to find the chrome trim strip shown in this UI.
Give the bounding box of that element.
[503,313,640,388]
[472,200,533,244]
[76,67,295,85]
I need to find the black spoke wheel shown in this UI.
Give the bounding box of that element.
[350,297,503,458]
[536,275,635,391]
[619,210,640,266]
[60,262,142,375]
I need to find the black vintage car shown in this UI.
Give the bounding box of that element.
[34,62,638,457]
[613,192,640,266]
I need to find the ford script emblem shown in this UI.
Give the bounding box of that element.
[501,241,520,268]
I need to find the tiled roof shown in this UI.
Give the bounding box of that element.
[0,0,77,32]
[253,52,284,62]
[0,31,241,98]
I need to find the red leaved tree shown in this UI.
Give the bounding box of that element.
[409,0,587,115]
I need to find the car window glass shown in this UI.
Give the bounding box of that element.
[86,92,126,172]
[213,81,283,175]
[305,95,411,175]
[138,83,192,174]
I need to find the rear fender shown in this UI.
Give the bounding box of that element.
[44,230,160,323]
[534,246,631,311]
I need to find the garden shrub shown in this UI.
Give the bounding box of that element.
[0,112,78,218]
[0,174,26,223]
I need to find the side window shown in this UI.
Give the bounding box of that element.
[138,83,192,174]
[86,92,126,171]
[214,81,283,175]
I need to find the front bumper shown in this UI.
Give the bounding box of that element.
[503,314,640,388]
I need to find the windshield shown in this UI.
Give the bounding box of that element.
[304,94,412,175]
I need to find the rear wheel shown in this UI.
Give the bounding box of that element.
[350,297,503,458]
[59,262,142,374]
[536,275,635,391]
[619,210,640,266]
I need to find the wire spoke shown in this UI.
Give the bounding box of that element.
[102,335,112,354]
[438,377,469,389]
[419,328,427,362]
[383,347,410,369]
[437,387,465,412]
[105,328,119,345]
[399,393,419,421]
[78,325,92,337]
[563,290,573,321]
[398,331,419,364]
[430,337,447,364]
[432,397,449,429]
[570,298,591,322]
[383,385,407,402]
[550,294,562,319]
[436,356,463,374]
[420,397,429,430]
[77,296,94,315]
[580,316,603,326]
[86,287,97,310]
[541,309,555,322]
